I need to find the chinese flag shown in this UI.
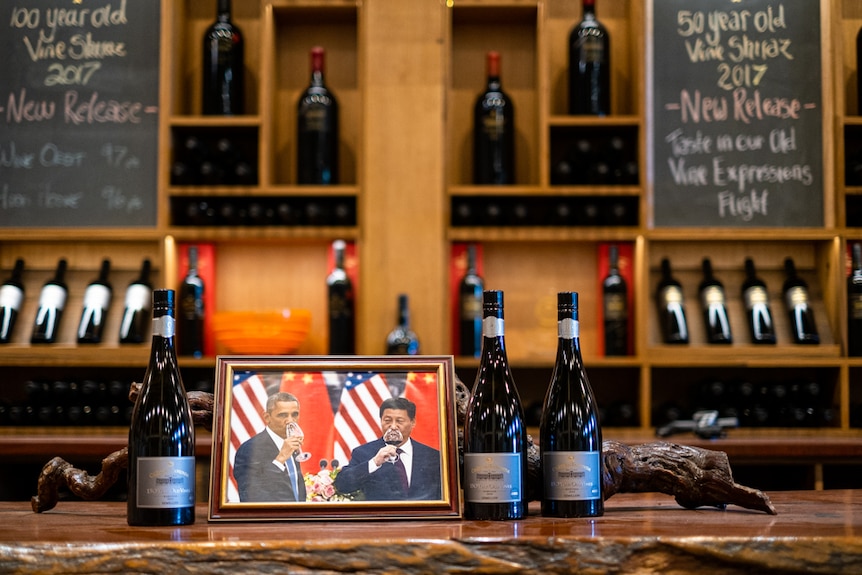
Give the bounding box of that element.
[280,372,337,466]
[404,371,441,451]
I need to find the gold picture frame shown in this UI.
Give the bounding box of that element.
[208,355,461,521]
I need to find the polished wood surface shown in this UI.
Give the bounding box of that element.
[1,491,860,574]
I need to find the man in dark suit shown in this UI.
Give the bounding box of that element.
[334,397,441,501]
[233,391,307,502]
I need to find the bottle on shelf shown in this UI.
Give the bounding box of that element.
[297,46,339,185]
[473,51,515,185]
[858,26,862,116]
[178,247,205,357]
[848,243,862,356]
[31,259,68,344]
[782,257,819,344]
[540,292,603,518]
[0,258,25,344]
[202,0,244,115]
[741,258,776,344]
[127,289,195,526]
[385,294,419,355]
[698,258,732,344]
[458,244,484,358]
[463,290,527,520]
[119,259,154,344]
[568,0,610,115]
[602,245,628,356]
[327,240,355,355]
[77,259,113,344]
[655,258,689,344]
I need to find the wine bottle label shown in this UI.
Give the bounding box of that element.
[82,284,111,309]
[660,285,683,305]
[134,456,195,508]
[0,285,23,310]
[558,318,579,339]
[785,286,809,308]
[543,451,601,501]
[743,286,768,309]
[851,294,862,320]
[152,316,176,338]
[38,284,67,310]
[125,284,152,310]
[576,36,605,63]
[700,285,726,306]
[461,294,482,320]
[482,317,504,337]
[463,453,522,503]
[603,293,626,320]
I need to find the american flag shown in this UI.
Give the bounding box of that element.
[333,372,392,464]
[227,371,271,502]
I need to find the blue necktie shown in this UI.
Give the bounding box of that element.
[285,458,299,501]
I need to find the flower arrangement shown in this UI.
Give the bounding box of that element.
[304,459,353,502]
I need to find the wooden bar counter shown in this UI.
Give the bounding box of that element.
[1,490,861,574]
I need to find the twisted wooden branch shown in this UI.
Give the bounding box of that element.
[32,381,776,515]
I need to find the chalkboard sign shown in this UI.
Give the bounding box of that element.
[649,0,823,227]
[0,0,160,227]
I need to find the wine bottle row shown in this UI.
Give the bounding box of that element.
[464,290,602,521]
[171,131,258,187]
[655,378,837,429]
[656,257,820,345]
[172,196,357,227]
[551,132,639,187]
[450,195,638,228]
[0,258,153,346]
[0,374,209,427]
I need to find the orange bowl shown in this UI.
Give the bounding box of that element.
[212,309,312,355]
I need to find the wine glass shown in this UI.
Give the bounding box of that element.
[382,427,403,463]
[286,421,311,462]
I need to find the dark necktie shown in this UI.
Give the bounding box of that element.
[394,448,409,493]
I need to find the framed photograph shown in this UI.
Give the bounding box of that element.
[208,355,461,521]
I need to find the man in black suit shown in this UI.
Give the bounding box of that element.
[334,397,441,501]
[233,391,307,502]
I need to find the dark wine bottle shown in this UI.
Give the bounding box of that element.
[742,258,776,344]
[202,0,244,115]
[119,259,153,344]
[178,247,205,357]
[463,290,527,520]
[540,292,603,518]
[327,240,355,355]
[848,243,862,356]
[699,258,732,344]
[459,245,484,358]
[77,259,113,344]
[655,258,689,344]
[297,46,339,185]
[0,258,25,344]
[858,27,862,115]
[602,245,628,355]
[568,0,610,115]
[385,294,419,355]
[473,51,515,185]
[127,289,195,526]
[783,257,819,344]
[31,259,68,344]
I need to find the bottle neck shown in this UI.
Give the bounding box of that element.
[583,0,596,18]
[217,0,232,20]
